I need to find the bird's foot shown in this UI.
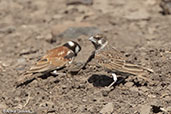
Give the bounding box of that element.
[104,73,118,91]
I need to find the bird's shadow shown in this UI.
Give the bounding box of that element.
[88,74,126,87]
[16,72,58,88]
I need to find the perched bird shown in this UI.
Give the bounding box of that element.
[16,41,81,87]
[88,34,153,88]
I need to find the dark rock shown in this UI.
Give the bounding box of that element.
[58,26,100,39]
[51,22,100,40]
[66,0,93,5]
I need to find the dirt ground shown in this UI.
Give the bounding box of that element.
[0,0,171,114]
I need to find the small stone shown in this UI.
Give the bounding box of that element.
[61,85,67,89]
[125,82,134,87]
[102,89,110,97]
[148,94,156,98]
[100,102,114,114]
[82,98,87,102]
[129,87,138,92]
[66,0,93,5]
[140,104,151,114]
[139,86,149,92]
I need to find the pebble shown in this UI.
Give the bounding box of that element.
[102,90,110,97]
[100,102,114,114]
[66,0,93,5]
[148,94,156,98]
[139,86,149,92]
[140,104,151,114]
[82,98,87,102]
[129,87,139,92]
[125,82,134,87]
[61,85,67,89]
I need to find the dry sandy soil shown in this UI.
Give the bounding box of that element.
[0,0,171,114]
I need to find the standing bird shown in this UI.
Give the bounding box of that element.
[88,34,153,88]
[16,41,81,87]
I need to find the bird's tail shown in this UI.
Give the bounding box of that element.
[121,62,154,75]
[103,59,153,76]
[15,71,42,88]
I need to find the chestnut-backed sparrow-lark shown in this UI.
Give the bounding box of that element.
[16,41,81,87]
[88,34,153,88]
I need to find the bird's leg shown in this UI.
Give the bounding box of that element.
[107,73,118,88]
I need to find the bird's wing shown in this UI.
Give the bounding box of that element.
[96,51,149,76]
[28,46,73,73]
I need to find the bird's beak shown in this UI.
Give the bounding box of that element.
[89,36,96,43]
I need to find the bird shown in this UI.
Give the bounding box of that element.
[16,40,81,87]
[88,34,153,88]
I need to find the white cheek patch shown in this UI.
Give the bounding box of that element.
[75,46,80,53]
[98,40,102,45]
[89,37,97,43]
[68,41,75,47]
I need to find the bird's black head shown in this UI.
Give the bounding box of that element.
[63,41,81,55]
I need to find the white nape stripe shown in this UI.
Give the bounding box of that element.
[98,39,102,44]
[68,41,75,47]
[75,46,80,53]
[89,36,97,43]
